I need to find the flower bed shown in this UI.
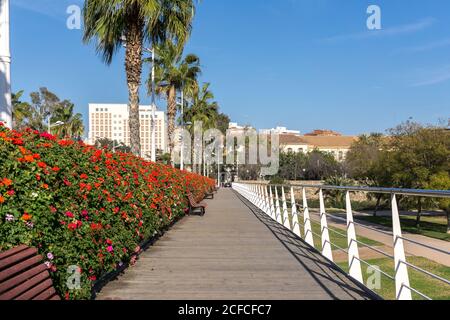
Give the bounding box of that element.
[0,123,215,299]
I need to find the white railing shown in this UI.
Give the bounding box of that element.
[232,182,450,300]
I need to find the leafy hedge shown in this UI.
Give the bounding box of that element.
[0,123,215,299]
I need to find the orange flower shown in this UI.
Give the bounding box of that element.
[24,155,34,162]
[2,178,12,186]
[21,213,32,221]
[0,195,5,204]
[42,183,49,189]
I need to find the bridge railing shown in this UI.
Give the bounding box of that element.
[232,182,450,300]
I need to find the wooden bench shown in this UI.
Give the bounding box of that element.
[0,245,60,300]
[188,193,207,216]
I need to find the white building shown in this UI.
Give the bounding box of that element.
[88,104,167,159]
[260,126,300,135]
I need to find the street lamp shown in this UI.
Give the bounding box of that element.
[48,121,64,133]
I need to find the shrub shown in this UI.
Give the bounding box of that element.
[0,123,215,299]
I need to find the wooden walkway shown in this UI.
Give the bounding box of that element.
[96,189,376,300]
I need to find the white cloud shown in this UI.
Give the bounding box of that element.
[395,38,450,54]
[411,65,450,87]
[320,17,436,43]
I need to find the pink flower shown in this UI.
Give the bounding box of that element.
[107,246,113,253]
[65,211,74,218]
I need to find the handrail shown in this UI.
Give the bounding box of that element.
[232,182,450,301]
[244,182,450,198]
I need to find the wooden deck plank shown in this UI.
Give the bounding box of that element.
[96,189,375,300]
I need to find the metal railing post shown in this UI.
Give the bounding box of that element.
[319,189,333,262]
[269,186,275,220]
[291,186,301,238]
[274,187,283,224]
[391,194,412,300]
[263,185,271,216]
[346,191,363,284]
[281,186,291,230]
[302,187,314,247]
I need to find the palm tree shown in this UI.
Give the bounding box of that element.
[183,83,219,174]
[11,91,32,130]
[83,0,195,156]
[51,101,85,138]
[151,40,201,154]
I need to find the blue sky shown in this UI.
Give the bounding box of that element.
[9,0,450,136]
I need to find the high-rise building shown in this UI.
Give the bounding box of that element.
[88,103,167,159]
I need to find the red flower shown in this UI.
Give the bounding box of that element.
[80,173,88,180]
[66,211,74,218]
[52,167,60,172]
[37,162,47,169]
[0,195,5,204]
[106,239,113,245]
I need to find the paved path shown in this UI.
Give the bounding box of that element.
[309,212,450,266]
[96,189,376,300]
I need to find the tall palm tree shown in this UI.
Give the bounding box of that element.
[83,0,195,156]
[183,83,219,174]
[151,40,201,154]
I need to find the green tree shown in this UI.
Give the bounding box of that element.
[51,100,84,138]
[388,123,450,227]
[83,0,196,156]
[11,91,32,130]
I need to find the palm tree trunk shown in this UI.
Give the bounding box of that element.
[167,85,177,157]
[125,16,143,157]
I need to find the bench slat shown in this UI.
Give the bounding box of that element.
[14,278,53,300]
[0,245,29,261]
[33,286,57,300]
[0,270,50,300]
[0,255,43,282]
[0,263,47,294]
[0,248,38,270]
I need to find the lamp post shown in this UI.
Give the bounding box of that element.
[0,0,12,129]
[148,47,156,162]
[48,121,64,134]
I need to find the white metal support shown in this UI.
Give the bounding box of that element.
[319,189,333,262]
[302,188,314,247]
[269,186,275,220]
[291,187,301,238]
[274,187,283,225]
[281,186,291,230]
[391,194,412,300]
[346,191,363,284]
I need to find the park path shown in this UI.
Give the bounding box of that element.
[96,189,375,300]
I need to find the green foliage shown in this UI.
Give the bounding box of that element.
[276,149,342,181]
[0,124,214,300]
[12,88,84,138]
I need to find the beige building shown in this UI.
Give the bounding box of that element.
[280,133,357,162]
[88,103,167,159]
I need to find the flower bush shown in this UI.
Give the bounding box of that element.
[0,123,215,299]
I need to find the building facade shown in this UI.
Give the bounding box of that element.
[88,104,167,159]
[280,134,357,162]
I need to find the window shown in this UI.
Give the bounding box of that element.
[298,148,304,153]
[287,148,293,153]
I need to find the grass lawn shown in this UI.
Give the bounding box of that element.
[355,215,450,242]
[337,256,450,300]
